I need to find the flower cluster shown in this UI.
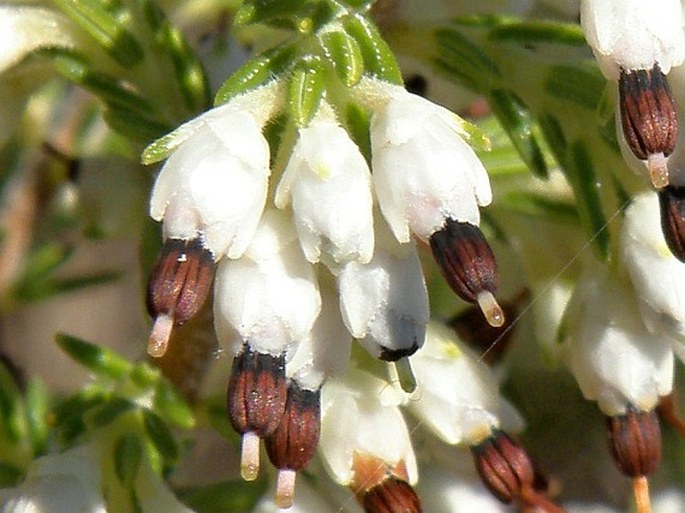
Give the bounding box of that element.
[144,64,510,507]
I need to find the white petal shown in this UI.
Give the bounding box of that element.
[565,267,674,415]
[213,210,321,356]
[276,121,374,264]
[287,287,352,390]
[319,370,416,486]
[337,227,429,357]
[371,92,489,242]
[149,110,270,258]
[581,0,685,78]
[406,323,501,445]
[621,192,685,341]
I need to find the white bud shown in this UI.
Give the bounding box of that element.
[276,118,374,265]
[369,81,491,243]
[150,101,271,259]
[580,0,685,79]
[213,210,321,356]
[565,267,674,415]
[319,369,417,486]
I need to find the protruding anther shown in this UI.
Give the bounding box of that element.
[240,431,260,481]
[647,153,669,189]
[430,219,499,324]
[633,476,651,513]
[476,291,505,328]
[147,314,174,358]
[275,469,297,509]
[393,358,417,394]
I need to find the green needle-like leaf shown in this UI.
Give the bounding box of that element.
[214,45,296,106]
[288,58,326,126]
[344,14,402,84]
[114,433,143,486]
[56,334,132,380]
[142,410,178,464]
[320,30,364,86]
[488,89,548,178]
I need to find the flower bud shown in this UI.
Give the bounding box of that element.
[619,65,677,188]
[658,185,685,261]
[471,429,535,504]
[227,344,288,481]
[264,382,321,508]
[430,219,504,327]
[606,407,661,478]
[362,477,422,513]
[146,238,214,358]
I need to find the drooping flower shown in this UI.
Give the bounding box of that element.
[275,114,374,266]
[564,266,674,416]
[581,0,684,188]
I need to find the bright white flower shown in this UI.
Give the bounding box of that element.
[286,286,352,390]
[337,223,429,360]
[0,444,106,513]
[275,117,374,265]
[149,88,276,259]
[213,209,321,356]
[319,369,417,486]
[565,267,674,415]
[368,80,492,243]
[580,0,685,79]
[621,192,685,349]
[403,322,520,446]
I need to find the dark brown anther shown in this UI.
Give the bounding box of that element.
[619,64,677,189]
[606,407,661,478]
[658,185,685,262]
[470,430,535,504]
[265,382,321,508]
[227,344,287,481]
[430,219,504,327]
[146,238,214,358]
[362,477,422,513]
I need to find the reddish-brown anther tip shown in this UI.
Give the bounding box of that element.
[227,344,287,438]
[619,64,677,164]
[265,382,321,472]
[606,407,662,478]
[471,429,536,504]
[430,219,499,302]
[146,238,214,325]
[659,186,685,262]
[362,477,422,513]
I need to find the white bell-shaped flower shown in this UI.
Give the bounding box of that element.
[0,444,106,513]
[319,369,417,487]
[369,80,491,243]
[275,116,374,266]
[404,322,520,446]
[621,192,685,348]
[565,267,674,416]
[149,90,275,259]
[213,209,321,356]
[580,0,685,79]
[337,222,429,361]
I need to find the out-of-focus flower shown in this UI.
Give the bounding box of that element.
[564,266,674,416]
[0,444,106,513]
[621,192,685,355]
